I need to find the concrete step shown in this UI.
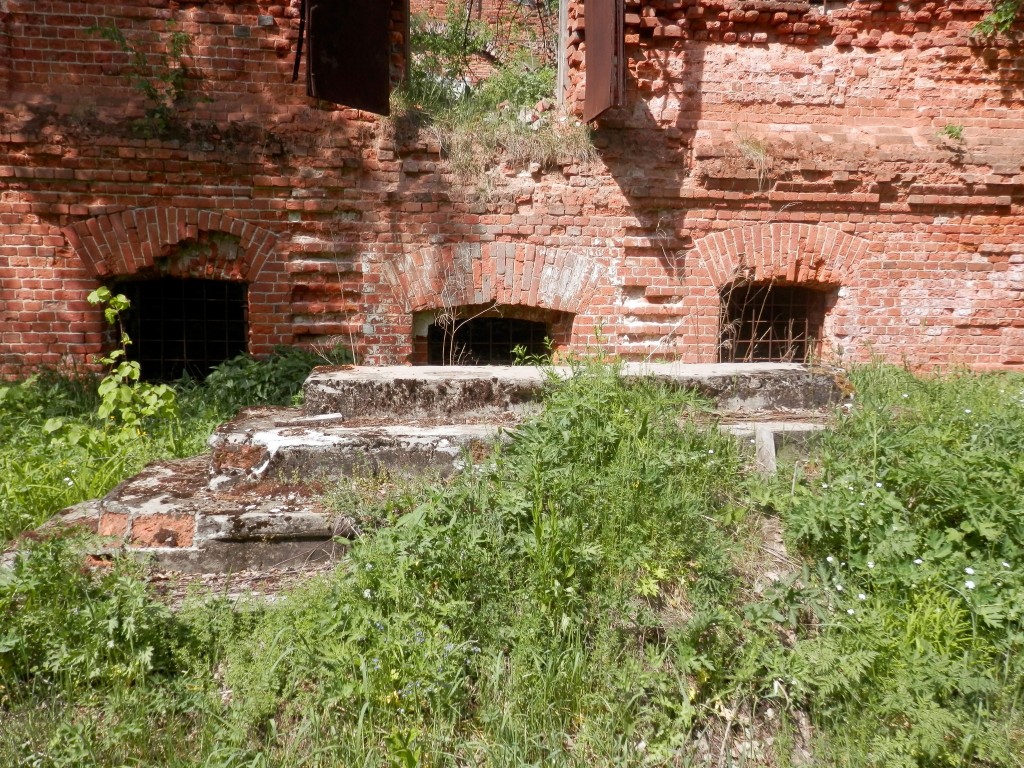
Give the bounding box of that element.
[17,364,842,574]
[720,416,829,475]
[34,456,359,574]
[303,363,842,418]
[208,406,502,490]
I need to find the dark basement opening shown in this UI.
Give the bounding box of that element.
[719,281,834,363]
[427,316,550,365]
[114,278,248,381]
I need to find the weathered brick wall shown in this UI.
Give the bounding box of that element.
[1,0,1023,377]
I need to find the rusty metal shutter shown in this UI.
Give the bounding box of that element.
[582,0,624,122]
[306,0,392,116]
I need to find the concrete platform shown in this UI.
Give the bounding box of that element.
[16,363,842,573]
[35,456,359,573]
[303,363,841,417]
[208,406,501,490]
[722,417,829,475]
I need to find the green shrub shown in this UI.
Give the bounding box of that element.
[768,364,1024,765]
[0,535,183,693]
[201,345,352,414]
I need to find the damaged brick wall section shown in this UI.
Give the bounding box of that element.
[2,0,1024,377]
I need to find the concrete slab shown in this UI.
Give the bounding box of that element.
[303,363,841,418]
[721,419,828,475]
[16,363,841,574]
[209,407,501,490]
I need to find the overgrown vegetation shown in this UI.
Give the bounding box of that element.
[0,291,349,543]
[976,0,1023,37]
[88,20,197,138]
[391,1,594,183]
[2,363,1023,766]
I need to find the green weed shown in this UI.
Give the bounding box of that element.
[0,343,349,544]
[2,363,1024,766]
[767,363,1024,765]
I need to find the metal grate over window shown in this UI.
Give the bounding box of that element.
[719,282,829,363]
[427,317,548,365]
[115,278,248,381]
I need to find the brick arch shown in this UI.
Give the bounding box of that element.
[61,207,278,281]
[61,208,291,355]
[693,222,871,289]
[379,241,607,314]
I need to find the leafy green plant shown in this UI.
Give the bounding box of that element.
[202,344,352,412]
[938,123,964,142]
[975,0,1022,36]
[88,20,195,137]
[86,287,177,430]
[765,364,1024,765]
[0,534,183,693]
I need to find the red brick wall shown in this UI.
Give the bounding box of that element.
[2,0,1023,377]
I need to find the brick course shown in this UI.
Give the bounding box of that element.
[1,0,1023,375]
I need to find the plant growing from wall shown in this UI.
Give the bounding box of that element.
[389,1,594,185]
[976,0,1023,36]
[88,21,196,138]
[938,123,964,142]
[735,134,774,192]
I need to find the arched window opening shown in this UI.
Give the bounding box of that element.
[412,306,572,365]
[719,282,834,363]
[114,278,248,381]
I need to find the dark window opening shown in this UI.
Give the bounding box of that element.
[114,278,248,382]
[427,317,549,365]
[719,282,831,363]
[305,0,395,115]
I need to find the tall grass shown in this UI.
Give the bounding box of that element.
[771,364,1024,766]
[0,346,349,543]
[2,363,1023,766]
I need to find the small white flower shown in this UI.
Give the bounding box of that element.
[858,502,865,507]
[708,449,714,455]
[901,393,909,399]
[1002,562,1011,569]
[826,556,834,563]
[867,561,875,568]
[875,482,883,488]
[858,593,867,600]
[363,589,372,599]
[965,567,975,575]
[914,558,923,565]
[63,477,74,486]
[835,584,843,592]
[964,409,972,414]
[821,483,829,489]
[365,563,373,571]
[965,580,975,590]
[847,608,855,615]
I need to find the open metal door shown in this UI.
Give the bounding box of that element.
[306,0,392,115]
[582,0,624,122]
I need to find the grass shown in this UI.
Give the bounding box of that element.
[0,345,349,543]
[1,362,1023,766]
[386,3,595,186]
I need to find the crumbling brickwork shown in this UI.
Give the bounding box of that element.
[1,0,1023,376]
